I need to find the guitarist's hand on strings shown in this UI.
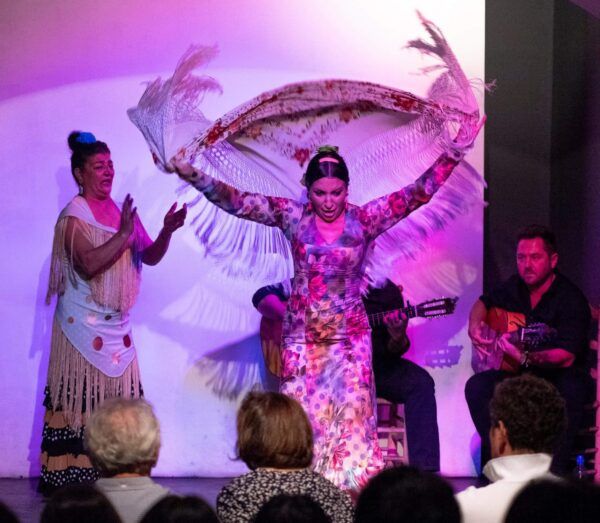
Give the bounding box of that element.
[468,321,495,357]
[383,310,410,355]
[497,334,523,364]
[385,310,408,336]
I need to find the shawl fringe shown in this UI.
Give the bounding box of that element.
[47,319,141,431]
[46,217,142,312]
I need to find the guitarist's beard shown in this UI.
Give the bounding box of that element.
[522,271,555,293]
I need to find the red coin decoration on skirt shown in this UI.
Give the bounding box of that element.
[123,334,132,348]
[92,336,103,351]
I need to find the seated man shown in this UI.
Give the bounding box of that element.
[85,398,170,523]
[465,225,592,474]
[253,278,440,471]
[456,374,566,523]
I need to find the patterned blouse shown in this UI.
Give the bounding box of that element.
[216,469,354,523]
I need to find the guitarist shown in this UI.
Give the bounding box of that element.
[253,278,441,472]
[465,225,592,475]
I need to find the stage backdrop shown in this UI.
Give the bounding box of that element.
[0,0,484,477]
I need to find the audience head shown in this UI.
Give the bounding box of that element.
[253,494,330,523]
[0,502,19,523]
[505,479,600,523]
[355,466,460,523]
[40,484,121,523]
[85,398,161,477]
[236,391,313,470]
[489,374,566,457]
[140,495,219,523]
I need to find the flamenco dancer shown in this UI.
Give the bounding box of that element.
[39,132,186,494]
[169,135,478,489]
[130,14,483,489]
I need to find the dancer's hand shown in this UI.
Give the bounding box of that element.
[162,203,187,234]
[118,194,137,240]
[165,150,196,177]
[454,115,486,146]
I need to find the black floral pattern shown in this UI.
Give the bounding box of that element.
[216,469,353,523]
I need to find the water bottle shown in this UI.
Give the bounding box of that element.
[574,454,585,480]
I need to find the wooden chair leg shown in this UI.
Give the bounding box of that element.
[376,398,409,467]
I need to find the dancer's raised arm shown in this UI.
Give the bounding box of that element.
[360,119,484,239]
[360,151,462,239]
[170,158,301,232]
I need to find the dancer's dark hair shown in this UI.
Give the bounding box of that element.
[303,146,349,188]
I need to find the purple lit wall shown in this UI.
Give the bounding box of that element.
[0,1,484,477]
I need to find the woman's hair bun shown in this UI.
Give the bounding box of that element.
[316,145,339,155]
[68,131,97,151]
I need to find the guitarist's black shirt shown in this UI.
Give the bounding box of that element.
[480,272,591,366]
[364,280,409,359]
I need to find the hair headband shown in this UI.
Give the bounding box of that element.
[319,157,340,164]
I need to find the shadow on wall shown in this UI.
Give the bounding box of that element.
[425,344,463,368]
[27,255,53,477]
[400,248,481,371]
[469,432,482,474]
[27,166,79,476]
[192,332,278,400]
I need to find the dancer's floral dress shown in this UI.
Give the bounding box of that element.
[179,151,461,489]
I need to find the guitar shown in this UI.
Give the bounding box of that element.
[260,296,458,377]
[472,307,557,373]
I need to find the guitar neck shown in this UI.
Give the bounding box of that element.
[368,305,416,326]
[367,297,456,325]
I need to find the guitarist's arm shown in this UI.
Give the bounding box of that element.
[252,282,289,320]
[521,291,590,369]
[468,299,495,355]
[365,280,410,356]
[497,335,575,368]
[256,294,286,321]
[528,349,574,367]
